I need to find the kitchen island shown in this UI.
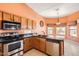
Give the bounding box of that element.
[31,36,64,56]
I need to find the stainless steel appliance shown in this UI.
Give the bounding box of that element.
[2,21,21,30]
[3,40,23,56]
[0,32,23,56]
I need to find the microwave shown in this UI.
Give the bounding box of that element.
[2,21,21,30]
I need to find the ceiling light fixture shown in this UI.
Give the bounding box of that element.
[56,8,61,25]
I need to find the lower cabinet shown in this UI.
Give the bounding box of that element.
[23,38,32,53]
[29,38,33,49]
[46,41,59,56]
[31,37,40,50]
[0,43,3,56]
[39,38,46,53]
[23,37,63,56]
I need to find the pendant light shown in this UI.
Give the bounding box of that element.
[56,8,61,25]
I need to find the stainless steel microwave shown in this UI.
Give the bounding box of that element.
[2,21,21,30]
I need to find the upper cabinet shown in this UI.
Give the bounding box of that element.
[21,18,36,29]
[3,12,12,21]
[32,20,36,29]
[0,11,2,29]
[10,14,14,21]
[13,15,21,23]
[0,11,36,30]
[28,19,32,29]
[0,11,2,20]
[21,17,28,29]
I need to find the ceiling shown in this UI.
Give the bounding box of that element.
[26,3,79,18]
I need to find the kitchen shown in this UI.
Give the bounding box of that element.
[0,3,79,56]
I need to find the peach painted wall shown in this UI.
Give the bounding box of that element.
[46,11,79,24]
[45,11,79,42]
[45,18,58,24]
[0,3,46,35]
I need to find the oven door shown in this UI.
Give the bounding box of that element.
[3,40,23,56]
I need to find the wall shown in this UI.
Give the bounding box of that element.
[0,3,46,35]
[45,11,79,42]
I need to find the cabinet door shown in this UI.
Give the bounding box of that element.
[21,18,28,29]
[0,11,2,20]
[35,38,40,50]
[0,43,3,56]
[10,14,14,21]
[39,38,46,52]
[23,38,30,53]
[46,41,59,56]
[32,37,40,49]
[28,19,32,29]
[0,11,2,29]
[3,12,12,21]
[32,20,36,29]
[14,15,21,23]
[29,38,33,49]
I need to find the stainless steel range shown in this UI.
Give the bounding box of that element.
[0,32,23,56]
[3,40,23,56]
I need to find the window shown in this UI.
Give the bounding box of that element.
[69,26,77,37]
[56,27,66,35]
[56,27,66,38]
[47,27,54,38]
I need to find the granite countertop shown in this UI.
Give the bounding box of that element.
[0,34,64,44]
[0,33,33,43]
[0,36,23,44]
[46,37,64,41]
[46,37,64,43]
[33,35,64,43]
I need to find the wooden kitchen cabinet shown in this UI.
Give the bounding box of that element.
[21,17,28,29]
[10,14,14,21]
[28,19,32,29]
[13,15,21,23]
[0,11,2,20]
[0,11,2,29]
[29,38,33,49]
[23,38,32,53]
[35,38,40,50]
[32,20,36,29]
[30,37,46,53]
[46,41,59,56]
[31,37,40,50]
[39,38,46,53]
[3,12,12,21]
[0,43,3,56]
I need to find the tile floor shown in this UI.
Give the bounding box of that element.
[23,49,47,56]
[64,40,79,56]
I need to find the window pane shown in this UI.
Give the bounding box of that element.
[47,27,53,35]
[47,27,54,38]
[56,27,66,35]
[69,26,77,37]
